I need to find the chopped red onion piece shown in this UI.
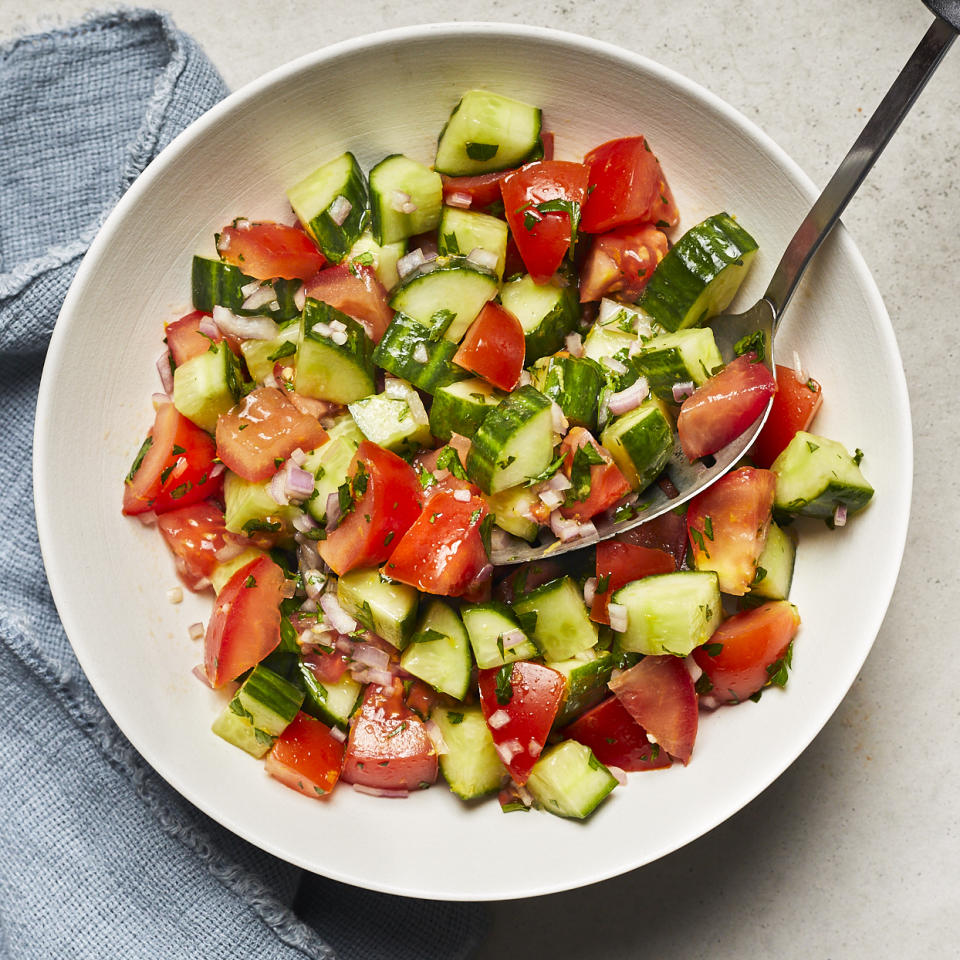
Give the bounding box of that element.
[583,576,597,607]
[297,540,322,573]
[300,597,318,614]
[240,279,261,298]
[328,194,353,226]
[551,402,569,434]
[268,470,289,506]
[495,739,523,764]
[304,569,327,600]
[320,592,357,634]
[446,190,472,209]
[329,725,347,743]
[672,380,695,402]
[601,355,628,376]
[289,447,307,466]
[546,471,572,492]
[197,314,220,340]
[350,665,396,687]
[550,512,597,543]
[352,784,409,799]
[292,512,317,534]
[453,488,471,502]
[607,602,628,633]
[607,764,628,787]
[286,463,316,499]
[294,285,306,312]
[325,491,341,531]
[833,503,848,527]
[192,664,213,688]
[793,350,806,383]
[501,628,527,646]
[487,709,511,730]
[242,283,278,312]
[527,739,541,756]
[212,305,279,340]
[518,370,532,387]
[188,622,205,642]
[628,339,645,358]
[608,377,650,415]
[515,783,534,807]
[564,332,585,357]
[209,462,225,479]
[538,488,564,511]
[152,391,169,408]
[684,654,703,683]
[137,510,158,527]
[467,247,498,272]
[156,351,174,394]
[351,642,391,672]
[166,586,183,604]
[699,694,720,710]
[424,719,450,755]
[397,248,425,279]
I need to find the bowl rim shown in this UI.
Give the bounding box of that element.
[34,21,912,900]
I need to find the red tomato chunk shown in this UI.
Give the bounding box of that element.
[558,427,631,523]
[453,301,526,391]
[266,712,345,798]
[157,500,228,590]
[564,696,673,772]
[217,220,327,281]
[749,364,823,468]
[579,224,669,303]
[304,263,393,344]
[164,310,221,367]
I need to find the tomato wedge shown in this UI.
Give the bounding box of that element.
[122,400,222,516]
[580,136,679,234]
[749,364,823,468]
[452,301,525,391]
[341,682,438,791]
[614,509,690,570]
[578,224,669,302]
[203,555,285,687]
[563,696,672,771]
[157,500,229,590]
[558,427,631,522]
[477,661,565,785]
[693,601,800,706]
[318,442,423,576]
[265,712,345,798]
[677,353,777,461]
[304,262,393,344]
[215,387,328,483]
[164,310,222,367]
[590,540,676,625]
[687,466,776,595]
[385,488,490,597]
[501,160,590,283]
[217,220,326,280]
[608,655,698,764]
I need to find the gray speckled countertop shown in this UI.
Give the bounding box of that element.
[5,1,959,955]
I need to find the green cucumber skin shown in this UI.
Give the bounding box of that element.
[191,256,301,321]
[237,665,304,734]
[601,399,674,492]
[499,275,580,362]
[531,355,604,430]
[296,661,363,731]
[292,153,369,263]
[638,213,759,332]
[525,741,617,820]
[465,385,553,494]
[296,298,375,404]
[369,154,443,245]
[429,379,503,442]
[511,576,598,662]
[551,652,616,729]
[372,313,466,394]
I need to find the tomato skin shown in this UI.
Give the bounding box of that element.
[494,560,565,604]
[558,427,631,522]
[203,556,284,687]
[677,354,777,461]
[453,301,526,391]
[590,540,676,625]
[614,510,690,570]
[303,649,350,685]
[501,160,590,283]
[122,400,222,516]
[215,387,328,483]
[385,488,490,597]
[217,220,326,280]
[303,263,393,344]
[164,310,222,367]
[580,136,679,234]
[579,224,669,303]
[157,501,228,590]
[477,661,566,785]
[341,682,438,791]
[265,712,345,798]
[749,365,823,468]
[563,696,673,771]
[318,442,423,576]
[687,466,777,595]
[693,601,800,706]
[608,655,698,764]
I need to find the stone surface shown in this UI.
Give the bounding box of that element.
[3,1,958,956]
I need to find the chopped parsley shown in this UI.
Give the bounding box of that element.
[703,515,714,541]
[766,640,794,688]
[566,442,604,503]
[446,711,464,725]
[704,642,724,657]
[733,330,766,362]
[515,609,537,634]
[524,452,566,487]
[242,518,281,534]
[479,513,496,555]
[535,197,582,249]
[596,572,611,594]
[411,628,446,645]
[244,574,257,588]
[125,436,153,483]
[436,445,468,480]
[495,663,514,705]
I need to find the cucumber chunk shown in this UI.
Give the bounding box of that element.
[434,705,506,800]
[369,154,443,245]
[348,230,406,291]
[298,660,363,730]
[484,484,540,544]
[526,741,617,820]
[634,328,724,399]
[295,298,375,404]
[191,256,302,322]
[511,576,598,662]
[639,212,759,332]
[749,521,796,601]
[437,206,509,279]
[287,151,369,262]
[461,601,539,669]
[429,377,504,442]
[435,90,542,177]
[337,568,419,650]
[348,390,432,456]
[372,313,465,394]
[549,649,616,728]
[211,546,266,594]
[600,396,674,492]
[400,600,472,700]
[530,355,604,431]
[223,471,300,537]
[172,342,243,433]
[465,385,555,494]
[300,417,364,524]
[499,274,580,362]
[772,431,874,520]
[389,257,498,342]
[612,571,722,656]
[240,318,300,384]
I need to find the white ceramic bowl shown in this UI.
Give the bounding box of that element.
[34,23,911,900]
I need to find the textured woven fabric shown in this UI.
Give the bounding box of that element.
[0,10,486,959]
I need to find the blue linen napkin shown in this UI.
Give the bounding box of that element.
[0,10,486,958]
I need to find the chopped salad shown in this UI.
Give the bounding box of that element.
[123,89,874,817]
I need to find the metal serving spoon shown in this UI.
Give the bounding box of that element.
[490,1,958,565]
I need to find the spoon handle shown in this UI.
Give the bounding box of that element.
[764,15,956,319]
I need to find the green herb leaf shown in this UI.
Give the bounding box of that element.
[352,251,375,266]
[596,573,611,595]
[535,197,582,249]
[566,442,604,503]
[411,628,446,645]
[515,610,537,635]
[479,513,496,555]
[447,711,464,725]
[170,482,192,500]
[806,440,820,454]
[704,642,724,657]
[428,308,456,340]
[703,515,714,540]
[853,447,865,466]
[495,663,514,705]
[733,330,766,362]
[690,527,710,558]
[241,518,281,534]
[694,673,714,695]
[765,640,794,688]
[267,340,297,363]
[125,436,154,483]
[436,445,468,481]
[523,452,566,487]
